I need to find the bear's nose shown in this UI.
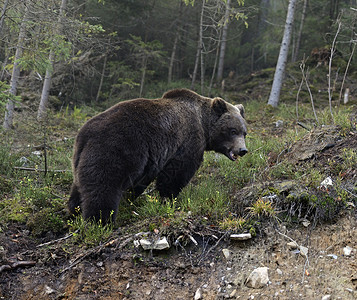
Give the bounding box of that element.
[238,148,248,156]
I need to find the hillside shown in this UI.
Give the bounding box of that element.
[0,65,356,299]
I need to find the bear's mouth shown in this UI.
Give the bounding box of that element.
[228,150,238,161]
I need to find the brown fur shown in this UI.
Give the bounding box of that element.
[68,89,248,223]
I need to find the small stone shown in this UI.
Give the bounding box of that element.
[230,233,252,241]
[322,295,331,300]
[320,177,333,189]
[230,289,237,298]
[276,268,283,275]
[44,285,55,295]
[302,220,311,227]
[327,254,338,259]
[139,239,152,250]
[343,246,352,256]
[222,249,231,260]
[194,287,202,300]
[245,267,269,289]
[287,241,299,249]
[139,237,170,250]
[275,120,284,127]
[96,261,103,267]
[299,246,309,258]
[154,237,170,250]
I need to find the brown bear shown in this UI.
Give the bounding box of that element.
[68,89,247,223]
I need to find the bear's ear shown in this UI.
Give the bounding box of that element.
[212,98,228,117]
[235,104,245,119]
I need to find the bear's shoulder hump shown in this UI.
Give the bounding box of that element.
[162,88,199,100]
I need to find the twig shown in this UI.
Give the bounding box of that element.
[197,231,229,265]
[300,62,319,125]
[338,42,356,107]
[297,122,311,131]
[14,166,70,173]
[59,232,149,275]
[328,18,342,123]
[37,230,79,248]
[0,260,36,273]
[276,230,310,283]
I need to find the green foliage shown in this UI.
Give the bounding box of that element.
[219,216,246,231]
[0,81,21,108]
[247,198,278,220]
[138,194,177,219]
[67,213,114,247]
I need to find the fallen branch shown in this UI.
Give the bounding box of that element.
[37,230,79,248]
[197,231,229,265]
[14,166,70,173]
[0,260,36,273]
[297,122,311,131]
[59,232,149,275]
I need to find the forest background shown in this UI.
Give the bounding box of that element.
[1,0,356,124]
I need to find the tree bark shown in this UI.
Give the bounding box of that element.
[168,33,179,84]
[267,0,297,107]
[3,1,30,129]
[96,53,108,102]
[292,0,307,62]
[191,0,205,90]
[37,0,67,121]
[0,0,9,35]
[216,0,231,82]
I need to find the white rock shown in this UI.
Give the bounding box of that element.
[320,177,333,189]
[287,241,299,249]
[44,285,55,294]
[222,249,231,260]
[276,268,283,275]
[302,220,311,227]
[230,233,252,241]
[299,246,309,258]
[194,287,202,300]
[139,237,170,250]
[139,239,152,250]
[245,267,269,289]
[154,237,170,250]
[343,246,352,256]
[322,295,331,300]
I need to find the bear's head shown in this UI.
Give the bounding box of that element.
[209,98,248,161]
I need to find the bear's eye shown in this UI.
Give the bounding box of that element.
[230,129,238,136]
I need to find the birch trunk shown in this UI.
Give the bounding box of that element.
[191,0,204,90]
[292,0,307,62]
[267,0,297,107]
[37,0,67,121]
[217,0,231,82]
[3,1,30,129]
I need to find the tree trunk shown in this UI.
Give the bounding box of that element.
[292,0,307,62]
[168,33,179,84]
[191,0,205,90]
[267,0,297,107]
[139,55,148,97]
[216,0,231,82]
[37,0,67,121]
[96,53,108,102]
[3,1,30,129]
[0,0,9,35]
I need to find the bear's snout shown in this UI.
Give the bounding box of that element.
[238,147,248,157]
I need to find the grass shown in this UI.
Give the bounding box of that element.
[0,80,356,246]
